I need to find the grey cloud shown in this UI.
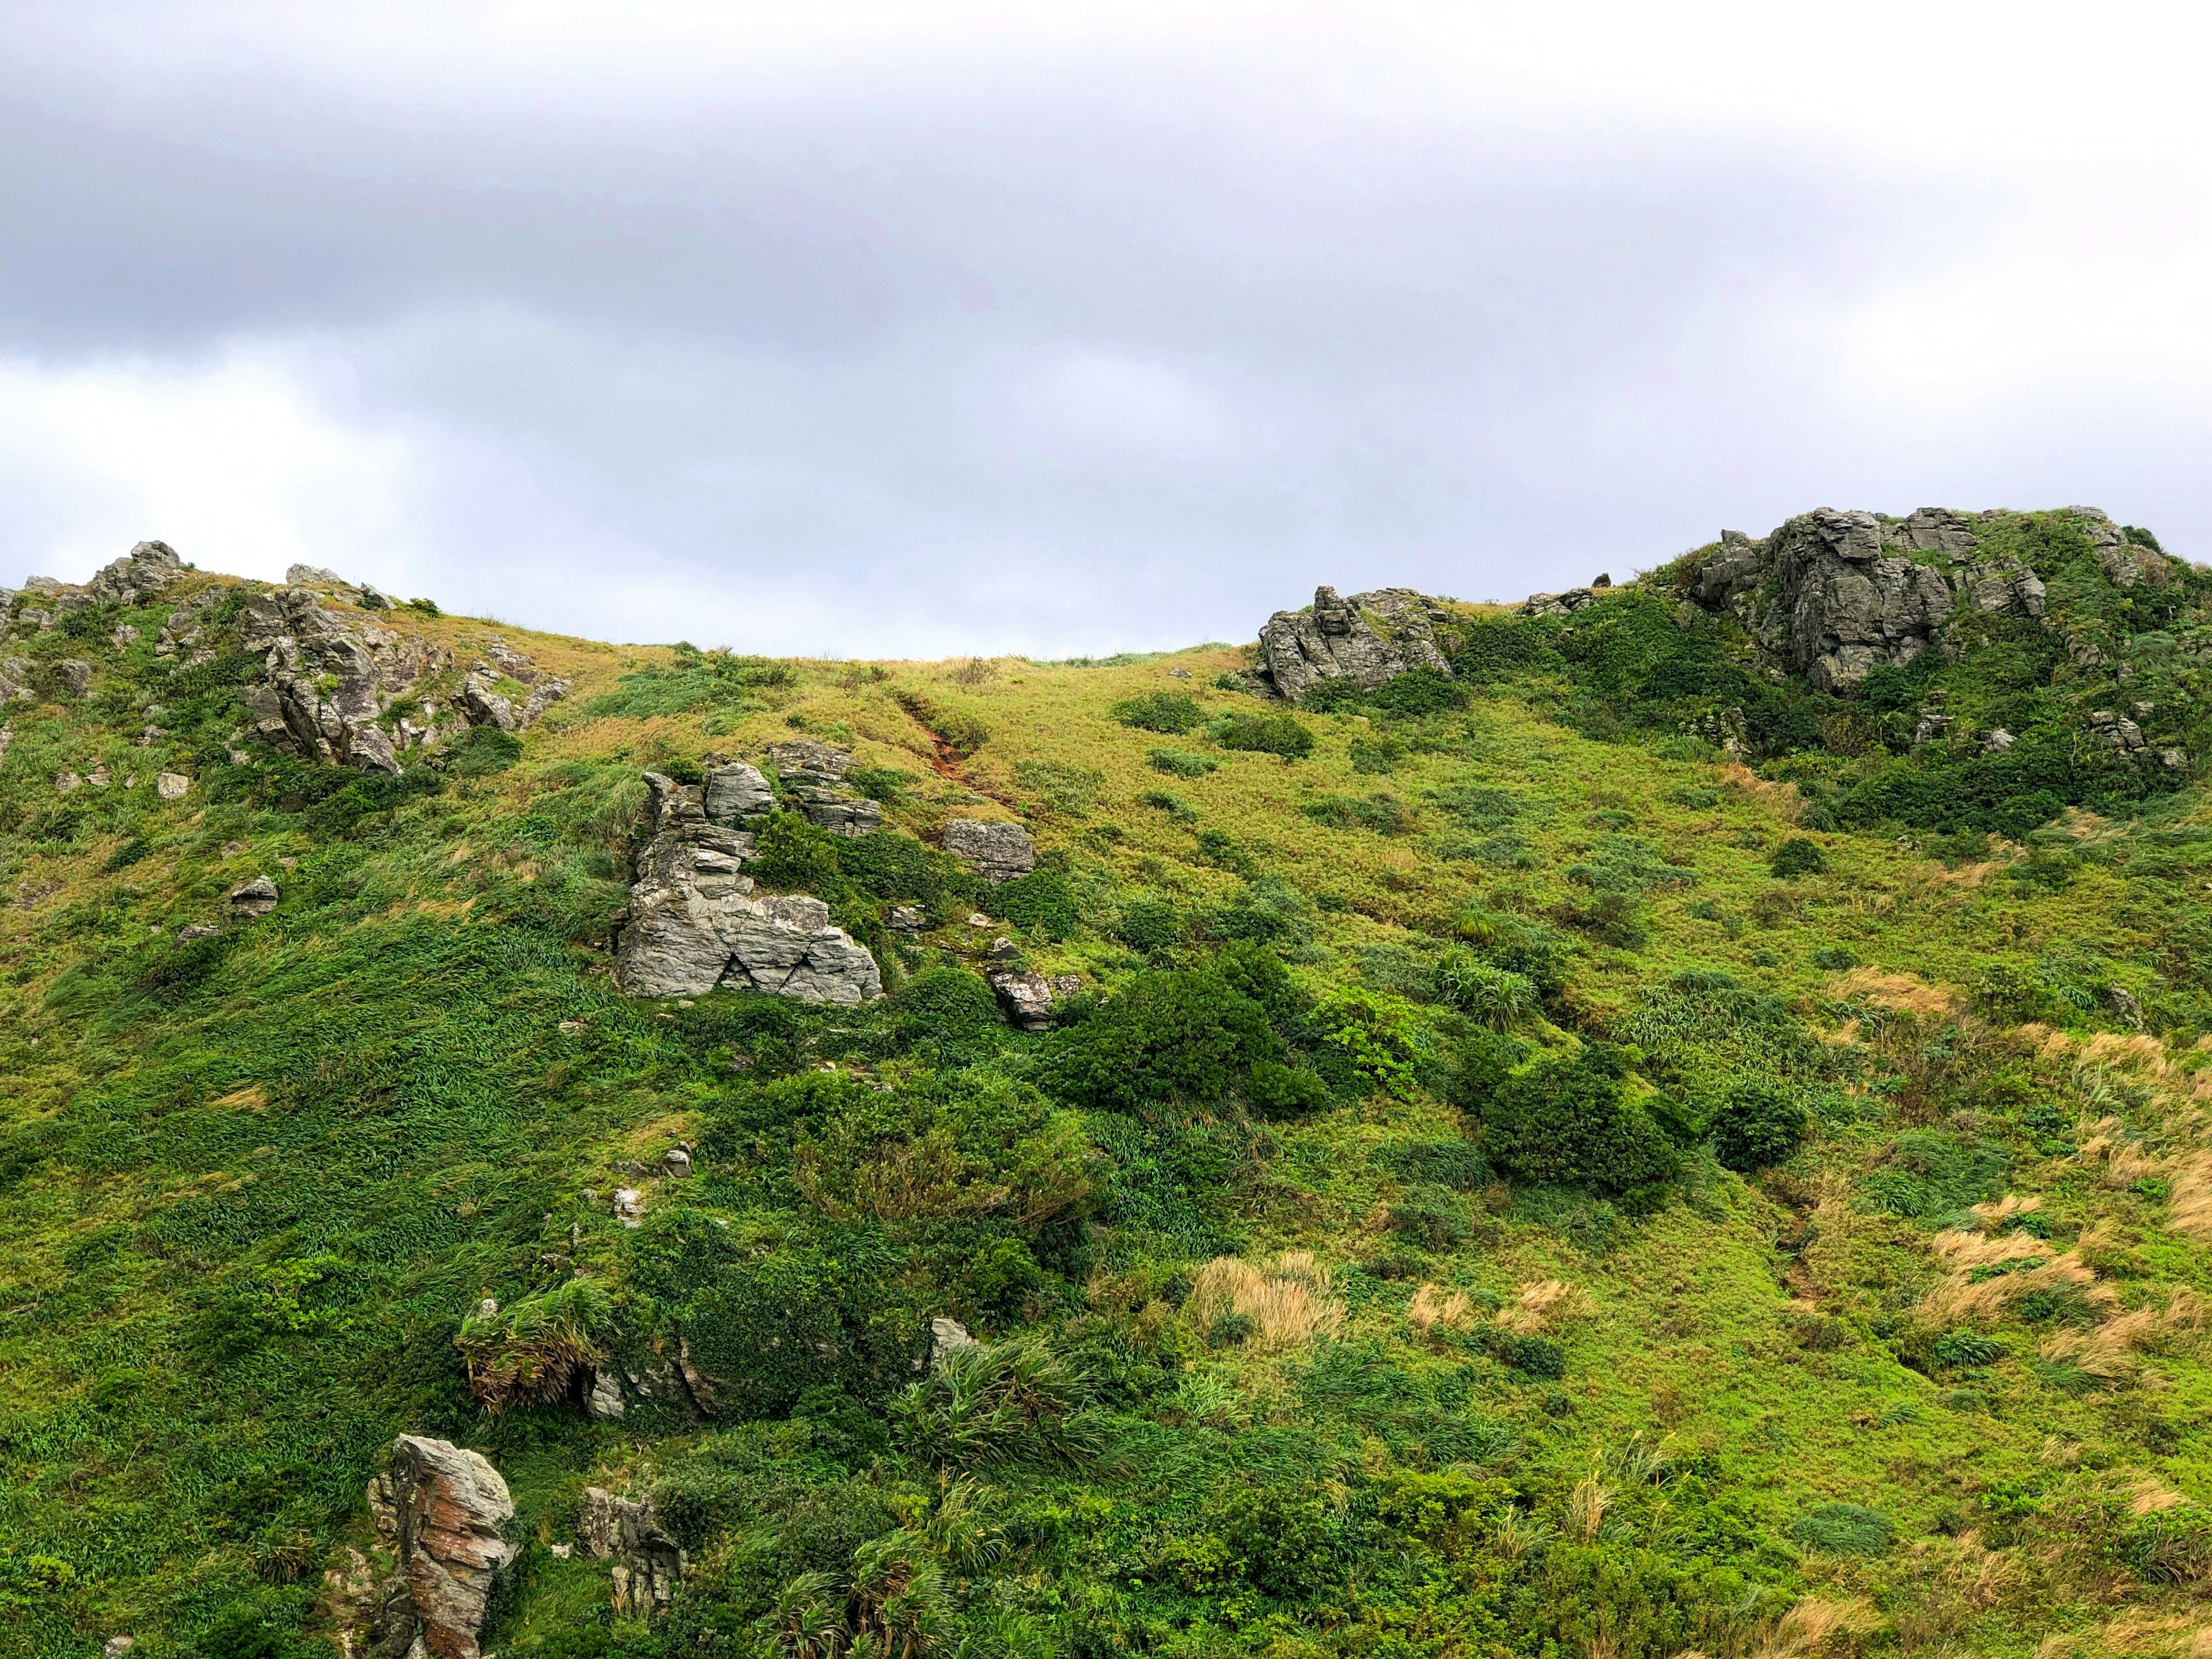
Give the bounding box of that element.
[0,31,2195,655]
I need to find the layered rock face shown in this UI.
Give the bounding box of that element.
[241,588,451,774]
[766,738,882,836]
[1254,585,1453,701]
[614,771,881,1002]
[581,1488,687,1618]
[1684,506,2099,692]
[942,818,1036,884]
[340,1436,514,1659]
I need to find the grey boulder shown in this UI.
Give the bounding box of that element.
[228,876,280,917]
[703,761,774,822]
[943,818,1035,884]
[1255,585,1453,701]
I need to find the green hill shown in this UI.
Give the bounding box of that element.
[6,508,2212,1658]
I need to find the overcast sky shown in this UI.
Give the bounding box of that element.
[3,3,2209,656]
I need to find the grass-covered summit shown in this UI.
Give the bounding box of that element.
[7,507,2212,1658]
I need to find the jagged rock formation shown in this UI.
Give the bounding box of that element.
[1684,506,2090,692]
[767,738,882,836]
[1254,585,1453,700]
[988,965,1082,1032]
[943,818,1036,884]
[336,1436,514,1659]
[615,772,882,1002]
[241,588,451,773]
[580,1488,687,1618]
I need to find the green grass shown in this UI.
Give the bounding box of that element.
[5,538,2212,1656]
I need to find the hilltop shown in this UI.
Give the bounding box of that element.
[6,507,2212,1658]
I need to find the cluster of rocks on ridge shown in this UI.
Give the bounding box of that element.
[1254,585,1456,701]
[1678,506,2092,693]
[3,539,579,783]
[611,739,1054,1010]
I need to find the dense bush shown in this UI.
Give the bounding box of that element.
[1709,1081,1808,1173]
[1769,837,1827,877]
[1109,691,1204,734]
[1045,961,1283,1111]
[1478,1047,1681,1199]
[1211,710,1315,757]
[997,868,1080,940]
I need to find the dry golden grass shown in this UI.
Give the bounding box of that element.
[2169,1154,2212,1240]
[1745,1596,1876,1659]
[1918,1228,2107,1328]
[1719,761,1803,821]
[2039,1306,2161,1385]
[1188,1251,1342,1353]
[1496,1277,1590,1335]
[1406,1283,1479,1336]
[1971,1192,2044,1226]
[1829,966,1964,1018]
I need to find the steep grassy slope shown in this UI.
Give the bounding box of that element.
[7,519,2212,1658]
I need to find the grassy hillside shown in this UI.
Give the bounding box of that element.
[7,516,2212,1658]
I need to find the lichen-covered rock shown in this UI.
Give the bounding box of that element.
[1685,507,2052,692]
[579,1487,687,1619]
[988,968,1059,1031]
[454,673,517,733]
[615,772,881,1002]
[704,761,774,822]
[943,818,1035,884]
[766,740,881,835]
[228,876,280,917]
[388,1435,514,1659]
[241,587,447,774]
[1255,585,1453,701]
[56,658,94,697]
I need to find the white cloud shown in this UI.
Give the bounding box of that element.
[0,347,419,589]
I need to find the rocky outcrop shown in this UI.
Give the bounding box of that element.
[455,673,516,732]
[228,876,279,916]
[581,1488,686,1619]
[378,1435,515,1659]
[1255,585,1454,701]
[615,772,882,1002]
[704,760,774,822]
[241,588,450,773]
[767,739,882,836]
[943,819,1035,884]
[1686,507,2052,692]
[86,540,185,606]
[988,966,1082,1032]
[459,644,569,733]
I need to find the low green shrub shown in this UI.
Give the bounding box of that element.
[1147,747,1217,777]
[1479,1047,1680,1198]
[1709,1082,1808,1173]
[1789,1503,1893,1556]
[1110,691,1205,734]
[1770,837,1828,877]
[1212,711,1315,757]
